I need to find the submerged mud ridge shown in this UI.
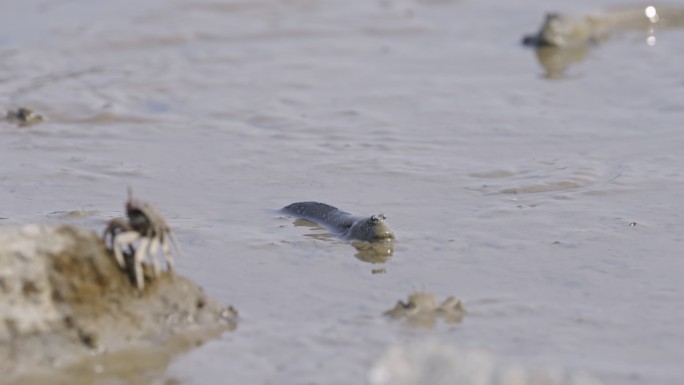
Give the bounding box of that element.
[0,224,237,383]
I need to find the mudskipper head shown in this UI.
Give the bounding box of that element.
[348,214,394,242]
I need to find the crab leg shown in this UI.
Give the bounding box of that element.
[113,231,141,268]
[134,237,151,290]
[161,236,175,272]
[147,236,162,277]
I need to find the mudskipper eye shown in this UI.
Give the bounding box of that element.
[371,215,378,222]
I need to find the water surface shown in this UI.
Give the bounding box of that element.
[1,0,683,384]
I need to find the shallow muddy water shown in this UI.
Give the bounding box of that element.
[1,0,684,384]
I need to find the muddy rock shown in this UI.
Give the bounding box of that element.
[0,224,237,383]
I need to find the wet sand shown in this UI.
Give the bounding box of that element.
[1,0,684,384]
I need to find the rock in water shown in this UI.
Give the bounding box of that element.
[0,224,237,383]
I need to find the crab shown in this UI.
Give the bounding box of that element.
[103,188,181,290]
[5,107,44,127]
[384,293,466,327]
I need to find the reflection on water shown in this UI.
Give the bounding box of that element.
[351,239,394,263]
[292,218,336,240]
[532,45,589,79]
[290,218,394,270]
